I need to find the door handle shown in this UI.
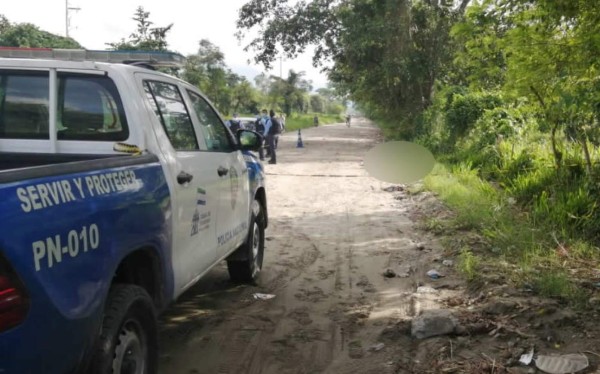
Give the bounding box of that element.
[177,171,194,185]
[217,166,229,177]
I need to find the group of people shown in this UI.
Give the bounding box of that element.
[226,110,285,165]
[226,111,353,164]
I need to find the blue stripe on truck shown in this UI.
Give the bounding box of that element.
[0,161,172,374]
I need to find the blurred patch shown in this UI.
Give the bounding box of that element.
[364,141,435,184]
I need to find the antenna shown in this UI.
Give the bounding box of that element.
[65,0,81,38]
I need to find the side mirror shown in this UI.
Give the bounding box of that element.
[237,129,263,152]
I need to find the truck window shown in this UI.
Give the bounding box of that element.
[0,74,49,139]
[186,90,233,152]
[58,75,128,141]
[144,81,199,151]
[0,72,128,141]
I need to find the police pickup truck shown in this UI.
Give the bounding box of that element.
[0,48,267,374]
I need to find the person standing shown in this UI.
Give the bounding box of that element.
[313,115,319,127]
[228,113,242,132]
[266,109,282,164]
[259,109,274,163]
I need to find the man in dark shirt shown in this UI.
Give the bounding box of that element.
[266,109,282,164]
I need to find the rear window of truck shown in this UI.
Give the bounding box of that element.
[0,71,129,141]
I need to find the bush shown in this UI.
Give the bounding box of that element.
[445,92,503,141]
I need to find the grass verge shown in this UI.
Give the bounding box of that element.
[285,113,344,131]
[422,162,600,305]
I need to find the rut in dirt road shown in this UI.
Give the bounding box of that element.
[158,119,460,374]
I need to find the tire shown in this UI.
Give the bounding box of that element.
[227,200,265,282]
[89,285,158,374]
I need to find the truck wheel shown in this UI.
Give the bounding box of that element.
[90,285,157,374]
[227,200,265,282]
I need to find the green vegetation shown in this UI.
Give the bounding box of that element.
[105,7,347,119]
[285,113,344,131]
[106,7,172,51]
[235,0,600,304]
[423,161,600,303]
[458,247,479,282]
[0,15,80,48]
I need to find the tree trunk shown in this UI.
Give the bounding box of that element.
[529,85,562,169]
[458,0,472,14]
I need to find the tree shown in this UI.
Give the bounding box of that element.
[0,15,81,48]
[283,70,312,116]
[183,39,261,115]
[183,39,230,112]
[254,72,271,95]
[310,94,325,113]
[236,0,342,70]
[450,2,506,89]
[231,80,259,113]
[455,0,600,170]
[0,15,10,34]
[316,86,346,114]
[106,6,173,51]
[237,0,471,138]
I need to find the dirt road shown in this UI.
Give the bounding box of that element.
[158,118,600,374]
[157,119,463,373]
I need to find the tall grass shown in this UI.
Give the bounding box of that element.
[402,82,600,304]
[418,101,600,304]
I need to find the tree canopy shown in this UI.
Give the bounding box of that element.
[237,0,470,137]
[106,6,172,51]
[0,15,81,49]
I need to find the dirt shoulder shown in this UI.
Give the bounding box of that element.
[158,119,600,374]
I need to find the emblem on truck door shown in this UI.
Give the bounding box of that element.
[191,187,210,236]
[230,167,239,210]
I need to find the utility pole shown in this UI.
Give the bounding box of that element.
[65,0,81,38]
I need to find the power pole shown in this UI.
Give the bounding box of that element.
[65,0,81,38]
[279,55,283,79]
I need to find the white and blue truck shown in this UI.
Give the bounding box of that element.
[0,48,268,374]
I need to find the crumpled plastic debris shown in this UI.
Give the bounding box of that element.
[519,347,534,365]
[535,353,589,374]
[253,293,276,300]
[426,269,444,279]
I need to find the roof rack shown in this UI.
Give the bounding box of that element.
[0,47,186,68]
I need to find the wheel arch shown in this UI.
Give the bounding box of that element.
[112,247,166,310]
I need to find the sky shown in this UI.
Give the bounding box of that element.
[1,0,330,89]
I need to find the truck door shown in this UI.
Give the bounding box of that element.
[184,90,250,261]
[140,77,219,293]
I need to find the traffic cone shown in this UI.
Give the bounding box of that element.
[296,129,304,148]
